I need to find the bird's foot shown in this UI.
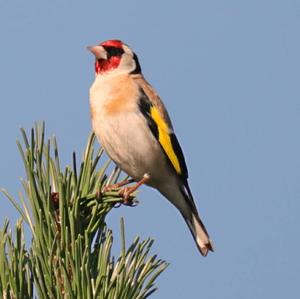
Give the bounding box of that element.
[118,174,150,207]
[118,187,136,206]
[102,178,134,193]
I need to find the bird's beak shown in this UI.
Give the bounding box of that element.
[87,45,108,60]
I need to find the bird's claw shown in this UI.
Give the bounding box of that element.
[118,187,137,207]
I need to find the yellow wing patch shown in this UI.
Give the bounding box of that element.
[150,106,182,174]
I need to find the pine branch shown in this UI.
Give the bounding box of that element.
[0,123,168,299]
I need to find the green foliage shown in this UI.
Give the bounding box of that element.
[0,123,168,299]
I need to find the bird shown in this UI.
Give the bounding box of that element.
[88,39,213,256]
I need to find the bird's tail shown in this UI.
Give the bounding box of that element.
[178,183,214,256]
[183,211,214,256]
[159,180,214,256]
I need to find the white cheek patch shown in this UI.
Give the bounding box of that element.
[118,54,136,73]
[122,44,133,55]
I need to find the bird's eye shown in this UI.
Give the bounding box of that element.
[103,46,124,58]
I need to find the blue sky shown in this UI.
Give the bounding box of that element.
[0,0,299,298]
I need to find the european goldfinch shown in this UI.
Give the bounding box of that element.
[88,40,213,256]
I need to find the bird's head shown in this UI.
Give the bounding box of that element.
[88,39,141,75]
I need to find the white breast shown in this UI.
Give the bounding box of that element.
[89,74,169,183]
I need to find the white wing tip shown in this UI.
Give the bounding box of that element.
[199,239,214,257]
